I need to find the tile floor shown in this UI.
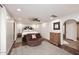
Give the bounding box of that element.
[10,38,71,55]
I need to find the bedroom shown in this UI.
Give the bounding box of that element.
[0,4,79,55]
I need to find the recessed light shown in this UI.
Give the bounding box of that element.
[17,8,21,11]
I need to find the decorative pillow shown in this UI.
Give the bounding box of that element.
[32,34,36,39]
[36,34,41,38]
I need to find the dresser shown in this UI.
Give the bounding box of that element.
[50,32,61,46]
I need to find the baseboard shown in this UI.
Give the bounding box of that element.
[66,38,77,41]
[45,39,55,46]
[41,38,52,44]
[7,41,15,55]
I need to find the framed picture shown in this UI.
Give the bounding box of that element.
[53,22,60,30]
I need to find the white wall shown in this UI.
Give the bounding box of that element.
[6,8,15,54]
[0,5,15,54]
[16,23,41,34]
[6,19,14,54]
[16,23,24,33]
[31,23,41,33]
[40,19,60,40]
[66,20,77,41]
[40,22,50,39]
[0,6,6,54]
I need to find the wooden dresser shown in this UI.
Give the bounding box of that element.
[50,32,61,46]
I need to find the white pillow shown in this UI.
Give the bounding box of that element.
[29,30,33,32]
[32,34,36,39]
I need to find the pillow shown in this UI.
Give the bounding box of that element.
[36,34,41,38]
[32,34,36,39]
[29,30,33,32]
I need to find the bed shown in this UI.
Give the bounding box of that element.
[22,30,39,37]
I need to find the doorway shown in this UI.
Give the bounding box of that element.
[63,19,77,41]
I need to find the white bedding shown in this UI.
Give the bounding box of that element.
[22,30,39,37]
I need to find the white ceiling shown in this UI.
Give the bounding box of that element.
[5,4,79,24]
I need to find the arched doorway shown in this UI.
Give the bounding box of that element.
[63,19,77,41]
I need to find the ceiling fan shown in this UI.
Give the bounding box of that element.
[32,18,40,22]
[50,15,57,19]
[28,17,40,22]
[50,15,57,18]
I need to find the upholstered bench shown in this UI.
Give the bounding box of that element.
[22,33,42,46]
[26,33,42,46]
[27,38,42,46]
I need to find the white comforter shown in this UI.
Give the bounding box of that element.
[22,30,39,37]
